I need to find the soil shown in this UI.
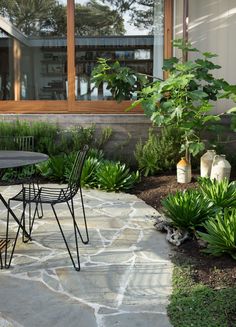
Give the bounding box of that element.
[131,172,236,289]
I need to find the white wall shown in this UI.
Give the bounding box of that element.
[174,0,236,113]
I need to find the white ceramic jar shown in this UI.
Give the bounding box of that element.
[210,154,231,181]
[200,150,216,178]
[177,157,192,183]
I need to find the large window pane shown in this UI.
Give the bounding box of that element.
[75,0,164,100]
[0,1,67,100]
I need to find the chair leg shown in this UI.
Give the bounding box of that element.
[28,201,40,238]
[33,181,43,219]
[51,203,81,271]
[79,186,89,244]
[27,182,43,220]
[4,205,23,269]
[0,249,3,269]
[66,193,89,244]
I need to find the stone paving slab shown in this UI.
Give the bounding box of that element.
[0,185,173,327]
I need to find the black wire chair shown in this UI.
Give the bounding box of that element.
[7,145,89,271]
[0,135,43,238]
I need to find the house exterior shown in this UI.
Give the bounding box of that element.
[174,0,236,113]
[0,0,235,159]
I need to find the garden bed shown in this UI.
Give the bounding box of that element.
[131,172,236,289]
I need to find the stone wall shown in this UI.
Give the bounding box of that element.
[0,114,153,166]
[0,114,235,168]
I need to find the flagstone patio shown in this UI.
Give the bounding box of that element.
[0,185,173,327]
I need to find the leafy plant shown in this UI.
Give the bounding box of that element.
[198,178,236,209]
[96,161,140,192]
[87,148,104,161]
[1,168,18,182]
[198,209,236,259]
[129,39,236,161]
[37,155,66,182]
[91,58,148,102]
[0,120,105,157]
[161,189,215,231]
[135,126,183,176]
[95,126,113,149]
[80,157,101,188]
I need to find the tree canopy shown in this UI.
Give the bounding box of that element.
[101,0,155,32]
[0,0,125,36]
[75,0,125,36]
[0,0,57,36]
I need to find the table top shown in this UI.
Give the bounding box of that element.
[0,151,49,169]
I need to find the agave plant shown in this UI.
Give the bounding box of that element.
[80,157,101,188]
[198,177,236,209]
[161,189,215,231]
[37,155,66,182]
[87,148,104,161]
[96,161,140,192]
[197,209,236,259]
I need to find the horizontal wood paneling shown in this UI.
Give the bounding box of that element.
[0,100,143,114]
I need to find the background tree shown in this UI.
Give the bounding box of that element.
[75,0,125,36]
[0,0,125,36]
[41,3,67,36]
[0,0,57,36]
[101,0,155,32]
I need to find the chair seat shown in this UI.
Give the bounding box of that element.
[11,186,73,204]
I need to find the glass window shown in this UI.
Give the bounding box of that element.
[0,1,67,100]
[75,0,164,100]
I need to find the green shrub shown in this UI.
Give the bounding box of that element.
[0,120,59,155]
[0,120,106,157]
[135,127,182,176]
[37,155,66,182]
[87,148,104,161]
[198,209,236,259]
[1,168,18,182]
[80,157,101,188]
[95,126,113,149]
[96,161,139,192]
[91,58,148,102]
[0,120,139,192]
[161,189,215,231]
[198,178,236,209]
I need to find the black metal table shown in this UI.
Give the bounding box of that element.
[0,151,48,169]
[0,151,48,268]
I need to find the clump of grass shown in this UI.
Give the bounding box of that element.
[168,258,236,327]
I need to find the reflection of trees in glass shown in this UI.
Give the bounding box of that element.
[0,0,58,36]
[101,0,155,32]
[0,0,125,36]
[75,0,125,36]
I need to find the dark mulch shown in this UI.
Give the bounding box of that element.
[131,172,236,288]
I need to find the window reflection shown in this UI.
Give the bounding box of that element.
[75,0,164,100]
[0,1,67,100]
[0,0,164,102]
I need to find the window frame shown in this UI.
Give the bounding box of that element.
[0,0,173,114]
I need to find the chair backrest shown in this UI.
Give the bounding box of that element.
[0,136,34,151]
[68,145,89,195]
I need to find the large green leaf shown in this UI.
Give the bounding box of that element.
[197,209,236,259]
